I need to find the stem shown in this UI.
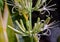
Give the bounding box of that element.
[33,35,39,42]
[30,35,33,42]
[29,0,32,30]
[29,12,32,30]
[29,35,39,42]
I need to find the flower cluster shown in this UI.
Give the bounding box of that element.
[7,0,56,42]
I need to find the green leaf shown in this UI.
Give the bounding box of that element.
[7,12,17,42]
[0,0,3,10]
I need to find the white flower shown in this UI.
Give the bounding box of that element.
[38,0,57,16]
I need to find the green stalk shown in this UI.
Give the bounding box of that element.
[30,36,33,42]
[29,12,32,30]
[27,0,33,42]
[29,0,32,30]
[33,35,39,42]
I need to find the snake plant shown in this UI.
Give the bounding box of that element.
[7,0,56,42]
